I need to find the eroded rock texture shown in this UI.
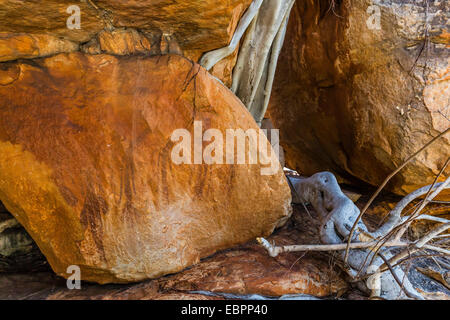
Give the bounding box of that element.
[268,0,449,196]
[0,205,348,300]
[0,53,291,283]
[0,0,251,58]
[0,0,252,85]
[0,33,79,62]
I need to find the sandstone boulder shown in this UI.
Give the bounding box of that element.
[0,53,291,283]
[268,0,449,196]
[0,205,348,300]
[158,233,347,298]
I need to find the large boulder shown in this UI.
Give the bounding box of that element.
[268,0,449,196]
[0,53,291,283]
[0,206,348,300]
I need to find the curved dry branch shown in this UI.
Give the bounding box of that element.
[259,171,450,299]
[344,128,450,263]
[371,180,450,238]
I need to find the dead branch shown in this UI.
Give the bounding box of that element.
[344,128,450,263]
[258,170,450,299]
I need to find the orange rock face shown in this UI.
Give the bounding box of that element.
[0,33,79,62]
[95,0,252,54]
[268,0,450,196]
[0,0,103,43]
[0,0,251,60]
[158,237,347,298]
[0,1,251,86]
[0,53,291,283]
[0,207,348,300]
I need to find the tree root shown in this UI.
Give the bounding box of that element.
[258,172,450,300]
[199,0,295,125]
[199,0,264,70]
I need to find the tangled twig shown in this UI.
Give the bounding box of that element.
[258,170,450,299]
[344,128,449,263]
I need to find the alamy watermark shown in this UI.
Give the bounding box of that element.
[66,265,81,289]
[170,121,281,176]
[66,5,81,30]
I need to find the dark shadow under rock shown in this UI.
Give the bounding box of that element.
[0,202,50,273]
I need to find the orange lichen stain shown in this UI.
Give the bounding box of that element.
[431,30,450,46]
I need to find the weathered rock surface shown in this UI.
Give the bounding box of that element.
[85,28,153,55]
[0,53,291,283]
[157,229,347,298]
[0,1,250,86]
[0,196,448,300]
[94,0,252,57]
[268,0,450,196]
[0,205,348,300]
[0,0,252,61]
[0,0,103,43]
[0,33,79,62]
